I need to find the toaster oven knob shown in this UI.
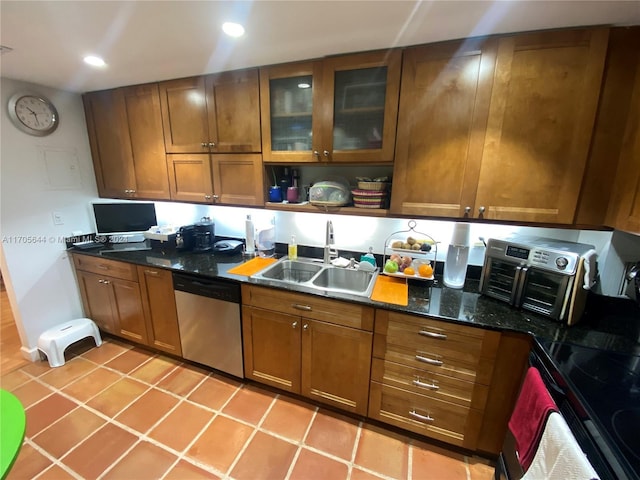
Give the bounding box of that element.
[556,257,569,270]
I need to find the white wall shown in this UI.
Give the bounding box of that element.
[1,77,99,358]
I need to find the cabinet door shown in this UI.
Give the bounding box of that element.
[166,154,215,203]
[260,61,324,162]
[242,306,301,393]
[83,89,135,198]
[476,28,609,223]
[76,270,118,335]
[390,39,497,217]
[321,50,401,163]
[211,154,264,206]
[111,278,148,344]
[138,267,182,356]
[301,319,372,415]
[606,56,640,234]
[159,77,210,154]
[205,69,262,153]
[122,84,170,200]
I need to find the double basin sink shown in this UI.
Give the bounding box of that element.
[251,256,378,299]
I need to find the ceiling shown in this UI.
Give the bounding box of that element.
[1,1,639,94]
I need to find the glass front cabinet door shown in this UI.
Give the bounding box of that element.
[260,51,401,163]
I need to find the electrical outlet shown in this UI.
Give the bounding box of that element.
[52,212,64,225]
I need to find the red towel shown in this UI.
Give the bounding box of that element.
[508,367,558,472]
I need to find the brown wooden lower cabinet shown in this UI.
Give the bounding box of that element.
[241,284,373,415]
[138,266,182,356]
[73,254,181,355]
[370,309,528,455]
[75,270,148,344]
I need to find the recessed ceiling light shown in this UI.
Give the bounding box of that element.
[222,22,245,37]
[84,55,106,67]
[298,83,311,89]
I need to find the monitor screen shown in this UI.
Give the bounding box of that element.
[92,202,157,235]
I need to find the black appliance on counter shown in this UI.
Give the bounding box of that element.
[193,218,215,252]
[176,225,196,252]
[497,339,640,480]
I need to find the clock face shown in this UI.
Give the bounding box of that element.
[8,93,59,136]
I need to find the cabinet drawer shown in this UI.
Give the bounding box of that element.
[371,358,489,410]
[373,338,496,384]
[73,254,138,281]
[242,285,374,331]
[368,381,483,450]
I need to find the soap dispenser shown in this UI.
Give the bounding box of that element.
[443,223,470,289]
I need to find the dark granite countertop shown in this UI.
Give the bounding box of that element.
[70,242,640,356]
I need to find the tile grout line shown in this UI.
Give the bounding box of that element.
[407,442,413,480]
[23,437,84,480]
[223,390,280,478]
[283,404,319,480]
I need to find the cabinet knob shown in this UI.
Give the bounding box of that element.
[201,142,208,148]
[478,206,486,216]
[323,150,330,157]
[213,195,219,201]
[292,321,298,329]
[204,195,211,200]
[303,323,309,331]
[464,206,471,215]
[313,150,320,159]
[209,142,216,148]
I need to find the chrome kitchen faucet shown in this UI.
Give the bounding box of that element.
[323,220,339,264]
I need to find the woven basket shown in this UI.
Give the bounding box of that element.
[357,181,389,191]
[352,189,387,209]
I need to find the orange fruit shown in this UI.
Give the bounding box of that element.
[404,267,415,276]
[418,264,433,277]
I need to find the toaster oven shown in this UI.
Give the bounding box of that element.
[479,236,597,325]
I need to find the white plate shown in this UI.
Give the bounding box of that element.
[382,271,434,281]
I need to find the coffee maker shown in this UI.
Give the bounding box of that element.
[175,225,196,251]
[193,217,215,252]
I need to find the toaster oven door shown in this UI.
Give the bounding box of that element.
[480,257,523,305]
[518,268,572,320]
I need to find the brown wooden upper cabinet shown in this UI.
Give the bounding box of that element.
[260,51,401,163]
[606,53,640,234]
[392,28,609,224]
[391,37,497,218]
[159,69,262,154]
[83,84,170,200]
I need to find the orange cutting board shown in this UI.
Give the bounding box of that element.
[370,275,409,306]
[227,257,277,276]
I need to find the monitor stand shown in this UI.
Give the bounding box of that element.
[108,233,146,243]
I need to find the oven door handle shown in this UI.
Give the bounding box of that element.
[511,265,527,305]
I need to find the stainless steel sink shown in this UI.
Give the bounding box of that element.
[259,259,323,283]
[311,267,375,294]
[251,256,378,298]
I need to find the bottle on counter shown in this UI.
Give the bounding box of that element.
[288,235,298,260]
[245,215,255,255]
[443,223,470,289]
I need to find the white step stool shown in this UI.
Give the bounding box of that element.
[37,318,102,367]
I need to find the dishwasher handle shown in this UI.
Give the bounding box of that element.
[172,272,240,303]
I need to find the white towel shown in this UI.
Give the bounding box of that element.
[522,412,600,480]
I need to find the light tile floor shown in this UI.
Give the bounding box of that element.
[1,337,495,480]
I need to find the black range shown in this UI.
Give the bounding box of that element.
[534,338,640,480]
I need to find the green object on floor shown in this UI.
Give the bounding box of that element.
[0,389,26,479]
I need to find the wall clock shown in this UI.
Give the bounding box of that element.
[7,92,59,136]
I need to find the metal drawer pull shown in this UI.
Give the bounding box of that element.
[413,379,439,390]
[415,355,443,366]
[97,264,109,270]
[418,330,447,340]
[292,304,312,311]
[144,270,159,276]
[409,410,434,423]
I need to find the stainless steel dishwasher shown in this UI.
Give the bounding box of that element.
[172,272,243,378]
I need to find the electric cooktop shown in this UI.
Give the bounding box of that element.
[537,339,640,479]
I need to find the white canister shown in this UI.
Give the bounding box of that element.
[443,223,471,289]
